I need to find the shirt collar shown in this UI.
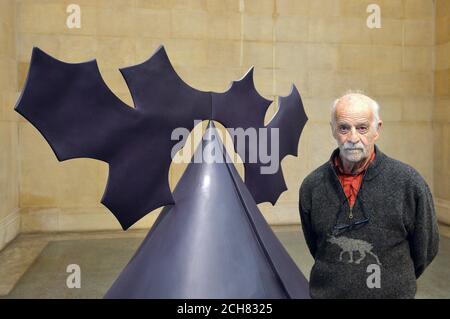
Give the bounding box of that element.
[329,144,386,180]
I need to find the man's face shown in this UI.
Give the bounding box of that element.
[331,95,381,163]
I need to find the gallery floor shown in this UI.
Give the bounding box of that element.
[0,226,449,299]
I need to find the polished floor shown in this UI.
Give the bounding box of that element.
[0,226,449,299]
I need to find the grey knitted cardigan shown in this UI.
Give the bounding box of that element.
[299,145,439,299]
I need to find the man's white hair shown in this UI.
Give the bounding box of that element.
[330,90,380,129]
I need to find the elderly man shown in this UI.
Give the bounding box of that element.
[299,92,439,299]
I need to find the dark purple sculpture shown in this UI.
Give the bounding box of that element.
[15,46,310,298]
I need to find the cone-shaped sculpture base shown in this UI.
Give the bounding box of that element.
[105,122,309,298]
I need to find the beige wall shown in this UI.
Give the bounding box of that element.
[434,0,450,225]
[0,0,20,249]
[3,0,444,233]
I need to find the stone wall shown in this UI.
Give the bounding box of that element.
[434,0,450,225]
[0,0,20,249]
[8,0,441,232]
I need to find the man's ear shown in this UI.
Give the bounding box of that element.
[377,120,382,132]
[374,120,382,140]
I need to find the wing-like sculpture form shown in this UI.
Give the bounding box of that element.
[15,46,308,229]
[15,47,210,230]
[212,69,308,204]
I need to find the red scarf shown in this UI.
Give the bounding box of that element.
[334,151,375,208]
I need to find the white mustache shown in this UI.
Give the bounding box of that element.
[342,142,364,151]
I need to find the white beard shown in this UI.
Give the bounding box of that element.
[339,142,369,163]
